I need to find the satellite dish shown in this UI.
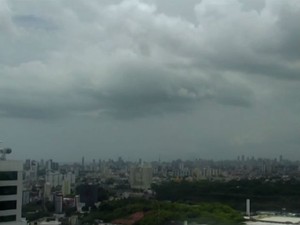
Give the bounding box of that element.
[0,147,12,160]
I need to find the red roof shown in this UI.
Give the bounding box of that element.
[112,212,144,225]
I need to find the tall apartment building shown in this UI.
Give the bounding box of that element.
[0,159,26,224]
[129,163,153,190]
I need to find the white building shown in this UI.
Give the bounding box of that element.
[129,163,153,190]
[61,180,71,196]
[40,221,61,225]
[0,160,26,225]
[65,172,75,185]
[44,182,52,200]
[46,171,75,190]
[46,172,63,187]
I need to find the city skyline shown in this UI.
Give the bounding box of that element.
[9,154,292,164]
[1,0,300,161]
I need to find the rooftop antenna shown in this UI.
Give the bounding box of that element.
[0,141,12,160]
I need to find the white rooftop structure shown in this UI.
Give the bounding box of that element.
[248,216,300,225]
[40,221,61,225]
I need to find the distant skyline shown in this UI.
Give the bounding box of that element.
[1,0,300,161]
[18,154,289,164]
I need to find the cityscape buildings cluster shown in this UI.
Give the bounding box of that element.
[1,148,300,225]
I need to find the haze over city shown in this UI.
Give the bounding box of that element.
[0,0,300,161]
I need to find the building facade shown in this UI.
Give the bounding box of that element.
[129,164,153,190]
[0,160,26,225]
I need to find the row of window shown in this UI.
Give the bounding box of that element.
[0,171,18,181]
[0,200,17,210]
[0,186,17,195]
[0,173,18,222]
[0,215,16,222]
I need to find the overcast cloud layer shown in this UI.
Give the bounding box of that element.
[0,0,300,161]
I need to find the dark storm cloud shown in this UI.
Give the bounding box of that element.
[78,62,254,119]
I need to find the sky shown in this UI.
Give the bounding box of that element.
[0,0,300,162]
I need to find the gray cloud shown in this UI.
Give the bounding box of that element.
[0,0,300,160]
[13,15,58,30]
[0,0,264,119]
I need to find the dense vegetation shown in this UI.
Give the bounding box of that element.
[81,198,243,225]
[153,179,300,212]
[22,201,52,222]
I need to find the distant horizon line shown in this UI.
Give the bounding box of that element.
[10,155,293,164]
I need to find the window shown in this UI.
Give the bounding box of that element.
[0,171,18,180]
[0,215,16,222]
[0,186,17,195]
[0,201,17,210]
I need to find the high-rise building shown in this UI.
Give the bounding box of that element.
[62,180,71,196]
[46,159,53,171]
[81,157,85,171]
[279,155,283,163]
[65,172,75,185]
[44,182,52,200]
[22,190,30,206]
[54,193,63,214]
[46,172,63,187]
[24,159,31,171]
[0,153,26,224]
[77,184,98,207]
[129,163,153,190]
[74,195,80,212]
